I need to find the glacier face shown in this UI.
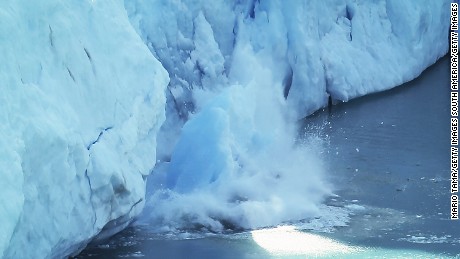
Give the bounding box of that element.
[127,0,449,119]
[128,0,449,232]
[0,0,167,258]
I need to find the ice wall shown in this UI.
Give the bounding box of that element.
[0,1,167,258]
[127,0,449,119]
[127,0,450,232]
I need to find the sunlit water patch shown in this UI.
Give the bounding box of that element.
[251,226,361,257]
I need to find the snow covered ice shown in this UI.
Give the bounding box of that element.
[0,0,451,258]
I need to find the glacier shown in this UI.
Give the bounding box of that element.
[0,0,167,258]
[129,0,449,232]
[0,0,450,258]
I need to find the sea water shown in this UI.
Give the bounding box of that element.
[77,56,456,258]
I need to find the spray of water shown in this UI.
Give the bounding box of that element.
[139,42,332,233]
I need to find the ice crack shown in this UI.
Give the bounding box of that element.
[84,169,97,229]
[86,127,113,151]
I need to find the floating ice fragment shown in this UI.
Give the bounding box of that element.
[345,204,365,211]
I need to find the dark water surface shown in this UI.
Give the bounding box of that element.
[303,55,458,257]
[77,56,457,258]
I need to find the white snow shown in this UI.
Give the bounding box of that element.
[0,0,450,257]
[0,1,167,258]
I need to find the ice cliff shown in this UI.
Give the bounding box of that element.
[0,0,450,258]
[127,0,449,121]
[0,1,167,258]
